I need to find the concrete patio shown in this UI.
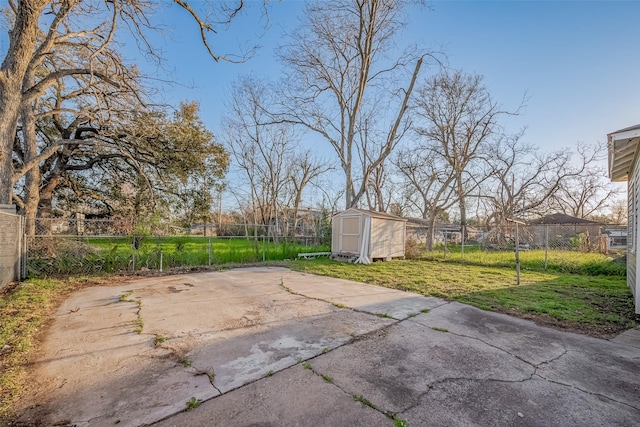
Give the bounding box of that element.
[14,267,640,426]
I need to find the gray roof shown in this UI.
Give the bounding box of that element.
[529,213,601,225]
[334,208,406,221]
[610,124,640,135]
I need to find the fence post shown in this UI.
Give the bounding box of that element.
[515,222,521,285]
[208,236,212,266]
[262,235,266,262]
[544,224,549,272]
[443,231,447,260]
[160,250,163,273]
[20,215,27,279]
[461,224,465,263]
[131,237,135,272]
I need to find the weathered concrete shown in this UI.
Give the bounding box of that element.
[16,268,394,426]
[612,325,640,349]
[281,269,446,319]
[15,267,640,427]
[154,364,392,427]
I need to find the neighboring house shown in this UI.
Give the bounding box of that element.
[189,223,217,236]
[406,219,481,245]
[608,123,640,314]
[527,213,603,250]
[603,225,628,250]
[331,208,406,264]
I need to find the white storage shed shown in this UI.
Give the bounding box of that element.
[331,208,406,264]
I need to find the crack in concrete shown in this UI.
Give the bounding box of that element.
[279,276,442,321]
[407,318,569,370]
[533,374,640,412]
[397,374,539,415]
[410,326,640,412]
[278,277,390,318]
[192,368,222,395]
[305,364,405,424]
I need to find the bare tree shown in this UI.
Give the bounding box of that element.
[287,151,333,235]
[394,145,457,250]
[223,77,294,240]
[547,144,620,219]
[413,70,516,238]
[609,198,628,225]
[278,0,435,209]
[12,36,145,233]
[0,0,261,205]
[480,134,592,226]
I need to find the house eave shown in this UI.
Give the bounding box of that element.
[608,127,640,182]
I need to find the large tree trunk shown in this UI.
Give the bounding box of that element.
[425,213,438,251]
[0,1,47,204]
[0,86,22,204]
[21,101,40,236]
[457,177,467,241]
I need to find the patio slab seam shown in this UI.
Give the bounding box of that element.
[279,275,449,320]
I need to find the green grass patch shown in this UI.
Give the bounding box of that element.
[287,258,636,337]
[28,236,330,277]
[353,394,376,409]
[186,397,201,410]
[419,248,625,276]
[321,374,333,383]
[0,277,100,420]
[393,418,409,427]
[154,335,168,346]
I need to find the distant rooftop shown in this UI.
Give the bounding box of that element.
[529,213,601,225]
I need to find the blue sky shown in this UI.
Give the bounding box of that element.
[140,0,640,155]
[1,0,638,209]
[1,1,637,154]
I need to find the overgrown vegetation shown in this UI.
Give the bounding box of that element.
[28,236,329,277]
[288,256,636,337]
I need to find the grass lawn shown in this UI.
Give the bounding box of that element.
[418,246,626,276]
[287,257,637,338]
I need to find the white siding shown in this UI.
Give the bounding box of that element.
[629,156,640,314]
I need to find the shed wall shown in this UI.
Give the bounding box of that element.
[370,217,405,258]
[332,211,363,255]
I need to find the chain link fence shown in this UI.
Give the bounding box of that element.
[22,216,627,278]
[26,218,330,278]
[406,221,626,268]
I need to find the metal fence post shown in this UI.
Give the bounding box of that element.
[461,224,465,262]
[131,237,135,272]
[443,231,447,260]
[544,224,549,271]
[515,222,521,285]
[208,236,212,266]
[262,235,266,262]
[160,250,163,273]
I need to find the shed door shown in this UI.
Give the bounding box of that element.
[340,215,361,253]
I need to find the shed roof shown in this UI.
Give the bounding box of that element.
[334,208,407,221]
[608,124,640,182]
[529,213,601,225]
